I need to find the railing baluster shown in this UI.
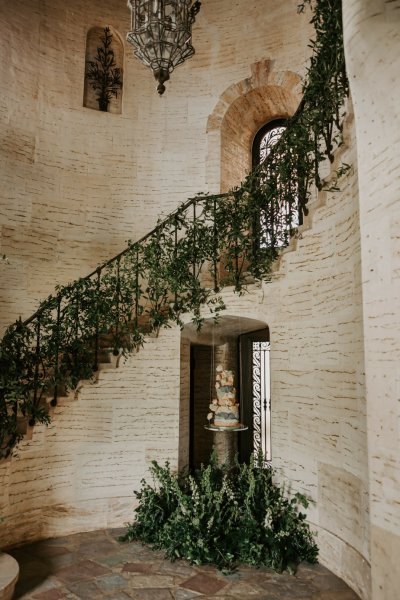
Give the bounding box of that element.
[30,317,41,426]
[213,197,219,292]
[114,257,121,355]
[233,193,240,290]
[93,269,101,371]
[174,215,178,308]
[287,165,293,245]
[192,200,197,281]
[134,248,139,332]
[73,294,79,377]
[51,295,62,407]
[314,129,322,190]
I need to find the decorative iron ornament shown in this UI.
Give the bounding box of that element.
[127,0,201,95]
[254,123,300,248]
[252,341,271,463]
[259,125,286,163]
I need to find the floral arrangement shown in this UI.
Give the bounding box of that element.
[120,451,319,572]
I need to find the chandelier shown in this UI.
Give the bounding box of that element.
[127,0,201,95]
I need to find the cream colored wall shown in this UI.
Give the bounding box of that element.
[342,2,400,598]
[268,126,370,600]
[0,1,376,598]
[0,110,369,598]
[0,0,311,331]
[0,329,182,548]
[0,0,135,330]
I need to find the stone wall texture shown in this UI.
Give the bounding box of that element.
[0,0,311,331]
[0,116,370,598]
[1,1,399,599]
[342,1,400,598]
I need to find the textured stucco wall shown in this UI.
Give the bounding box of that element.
[342,1,400,598]
[0,115,369,598]
[0,329,181,547]
[0,0,311,331]
[0,1,378,598]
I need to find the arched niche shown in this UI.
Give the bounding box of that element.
[179,315,269,472]
[206,59,302,192]
[83,26,124,114]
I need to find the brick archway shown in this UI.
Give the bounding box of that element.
[206,59,302,192]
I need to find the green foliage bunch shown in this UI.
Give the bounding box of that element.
[0,0,349,458]
[120,452,318,572]
[240,0,349,266]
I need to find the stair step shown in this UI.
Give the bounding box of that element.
[16,416,28,436]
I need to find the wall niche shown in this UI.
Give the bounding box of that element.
[83,26,123,114]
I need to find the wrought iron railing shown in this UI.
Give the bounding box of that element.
[0,0,348,457]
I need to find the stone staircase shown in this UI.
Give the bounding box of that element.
[5,99,354,458]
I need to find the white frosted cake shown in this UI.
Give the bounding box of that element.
[207,365,240,427]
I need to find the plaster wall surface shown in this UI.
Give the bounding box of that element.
[0,1,376,598]
[0,118,369,599]
[0,0,311,331]
[0,328,181,548]
[342,2,400,598]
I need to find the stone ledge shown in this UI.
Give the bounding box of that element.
[311,523,370,600]
[0,553,19,600]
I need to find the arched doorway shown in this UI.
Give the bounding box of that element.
[180,315,271,470]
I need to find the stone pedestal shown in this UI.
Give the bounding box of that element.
[213,430,238,467]
[0,553,19,600]
[204,424,248,467]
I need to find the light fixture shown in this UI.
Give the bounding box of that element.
[127,0,201,95]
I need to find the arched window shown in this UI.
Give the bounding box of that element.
[252,119,287,168]
[252,119,302,248]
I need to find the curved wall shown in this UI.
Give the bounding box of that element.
[0,0,311,331]
[0,2,372,599]
[0,110,370,599]
[342,2,400,598]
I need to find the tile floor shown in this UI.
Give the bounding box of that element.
[8,528,361,599]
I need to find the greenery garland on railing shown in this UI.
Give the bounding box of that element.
[0,0,348,458]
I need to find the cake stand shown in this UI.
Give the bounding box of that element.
[204,423,248,467]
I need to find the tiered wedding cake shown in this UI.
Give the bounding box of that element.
[207,365,240,427]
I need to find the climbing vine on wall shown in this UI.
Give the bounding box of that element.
[0,0,348,458]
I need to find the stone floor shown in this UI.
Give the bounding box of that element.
[8,528,361,600]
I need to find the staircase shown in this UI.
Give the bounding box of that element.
[0,0,348,460]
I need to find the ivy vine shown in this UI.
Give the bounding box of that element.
[0,0,348,458]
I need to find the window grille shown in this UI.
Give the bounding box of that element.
[253,119,300,248]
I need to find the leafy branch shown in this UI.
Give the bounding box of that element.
[120,451,318,572]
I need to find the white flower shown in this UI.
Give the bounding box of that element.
[264,509,273,529]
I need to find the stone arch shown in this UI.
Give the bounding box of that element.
[83,26,124,114]
[206,59,302,192]
[179,314,269,471]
